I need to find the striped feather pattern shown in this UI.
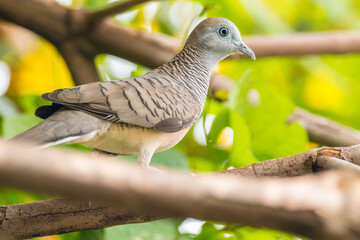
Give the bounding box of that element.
[42,42,214,133]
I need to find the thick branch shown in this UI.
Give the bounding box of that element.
[59,41,100,85]
[89,20,178,68]
[2,142,360,238]
[215,149,317,177]
[2,0,360,67]
[1,140,360,239]
[0,198,158,240]
[0,0,68,45]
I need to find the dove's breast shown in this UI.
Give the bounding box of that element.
[81,122,190,156]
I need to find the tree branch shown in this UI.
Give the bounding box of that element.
[288,108,360,146]
[0,198,159,240]
[0,0,68,45]
[1,139,360,239]
[89,20,179,68]
[233,31,360,59]
[87,0,153,25]
[316,156,360,173]
[215,144,360,177]
[2,0,360,67]
[59,41,100,85]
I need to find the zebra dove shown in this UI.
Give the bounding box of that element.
[12,17,255,169]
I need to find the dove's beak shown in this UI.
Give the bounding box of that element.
[233,40,256,60]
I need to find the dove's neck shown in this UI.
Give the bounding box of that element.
[157,43,219,106]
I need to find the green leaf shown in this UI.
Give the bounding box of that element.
[0,187,52,205]
[229,72,308,161]
[234,226,308,240]
[196,0,254,35]
[83,0,111,10]
[105,219,182,240]
[115,149,189,171]
[2,113,42,139]
[78,229,105,240]
[52,229,104,240]
[188,157,218,173]
[0,96,19,118]
[14,95,49,114]
[193,223,221,240]
[207,108,229,147]
[228,109,257,167]
[152,149,189,170]
[194,223,236,240]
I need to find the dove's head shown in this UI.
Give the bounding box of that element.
[186,17,255,63]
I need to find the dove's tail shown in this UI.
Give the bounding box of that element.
[11,107,103,148]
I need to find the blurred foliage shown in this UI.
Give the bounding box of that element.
[1,0,360,239]
[105,219,184,240]
[7,40,73,96]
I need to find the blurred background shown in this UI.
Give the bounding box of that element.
[1,0,360,239]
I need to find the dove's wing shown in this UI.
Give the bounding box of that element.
[41,76,201,133]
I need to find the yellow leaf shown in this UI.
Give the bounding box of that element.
[8,40,73,96]
[216,127,233,150]
[304,72,344,110]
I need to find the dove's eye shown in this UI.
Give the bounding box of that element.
[218,26,230,37]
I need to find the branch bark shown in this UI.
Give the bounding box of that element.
[215,144,360,176]
[0,198,158,240]
[1,139,360,239]
[59,41,100,85]
[2,0,360,69]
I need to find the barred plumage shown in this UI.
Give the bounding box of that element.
[12,17,255,170]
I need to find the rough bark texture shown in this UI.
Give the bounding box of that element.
[216,145,360,176]
[0,198,158,240]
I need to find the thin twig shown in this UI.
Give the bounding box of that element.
[87,0,152,24]
[317,156,360,173]
[288,108,360,146]
[231,31,360,59]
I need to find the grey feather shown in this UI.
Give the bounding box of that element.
[13,107,105,145]
[41,72,202,133]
